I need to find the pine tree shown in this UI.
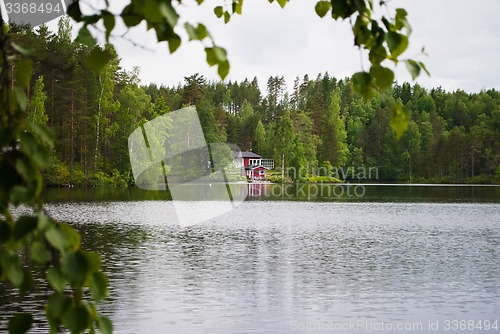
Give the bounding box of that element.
[319,89,348,167]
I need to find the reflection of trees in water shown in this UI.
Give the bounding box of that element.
[0,221,152,331]
[0,262,51,331]
[77,222,150,302]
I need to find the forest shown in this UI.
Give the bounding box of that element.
[11,18,500,186]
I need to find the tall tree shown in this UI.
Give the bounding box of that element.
[27,76,48,125]
[254,120,266,155]
[318,89,348,167]
[95,46,120,170]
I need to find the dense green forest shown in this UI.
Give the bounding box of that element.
[11,19,500,185]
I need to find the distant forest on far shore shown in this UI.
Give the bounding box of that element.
[11,19,500,186]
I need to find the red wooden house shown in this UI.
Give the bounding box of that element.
[233,151,272,181]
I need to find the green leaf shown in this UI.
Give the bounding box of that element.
[102,12,116,41]
[47,292,71,319]
[86,47,113,74]
[67,1,82,21]
[82,14,101,25]
[419,61,430,76]
[390,101,410,139]
[45,227,69,251]
[16,154,38,184]
[14,87,27,109]
[206,48,216,66]
[15,59,33,88]
[45,223,81,252]
[83,251,102,274]
[224,11,231,23]
[276,0,287,8]
[47,268,67,292]
[353,0,366,12]
[33,148,51,170]
[96,316,112,334]
[8,313,32,334]
[30,241,52,264]
[38,213,55,231]
[158,2,179,26]
[154,21,174,42]
[205,47,227,66]
[232,1,243,14]
[395,8,411,34]
[214,6,223,18]
[352,72,376,99]
[61,251,89,285]
[185,23,198,40]
[196,24,209,40]
[331,0,355,19]
[90,272,108,301]
[404,59,420,80]
[315,1,331,18]
[14,216,38,242]
[218,60,230,79]
[19,131,37,155]
[353,15,371,46]
[0,220,11,244]
[121,5,143,27]
[167,34,182,53]
[62,304,90,334]
[27,122,55,148]
[6,257,24,287]
[386,31,408,58]
[370,64,394,90]
[75,26,96,47]
[144,0,163,23]
[10,186,34,206]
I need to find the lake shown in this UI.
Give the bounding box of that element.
[1,185,499,333]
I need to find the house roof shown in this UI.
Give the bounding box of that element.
[251,165,268,170]
[244,164,268,170]
[232,151,262,159]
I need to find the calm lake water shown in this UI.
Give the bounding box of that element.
[1,185,499,333]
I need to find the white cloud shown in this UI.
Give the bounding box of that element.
[49,0,500,93]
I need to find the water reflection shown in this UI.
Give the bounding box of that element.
[42,183,500,203]
[2,200,498,333]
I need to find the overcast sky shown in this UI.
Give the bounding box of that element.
[54,0,500,94]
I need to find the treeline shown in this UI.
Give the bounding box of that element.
[11,18,500,185]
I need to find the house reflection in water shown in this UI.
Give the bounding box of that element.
[247,183,268,198]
